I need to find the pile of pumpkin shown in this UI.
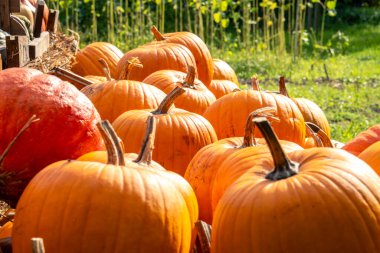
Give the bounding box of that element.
[0,26,380,253]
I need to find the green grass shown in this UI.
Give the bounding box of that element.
[212,22,380,143]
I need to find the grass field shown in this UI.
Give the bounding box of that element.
[212,22,380,143]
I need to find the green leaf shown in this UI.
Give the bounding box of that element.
[214,12,221,24]
[326,0,336,10]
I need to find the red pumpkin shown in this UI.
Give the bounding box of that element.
[0,68,104,205]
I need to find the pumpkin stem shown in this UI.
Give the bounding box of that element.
[305,123,323,147]
[306,122,333,148]
[153,86,186,114]
[135,116,156,165]
[119,57,143,80]
[98,58,112,81]
[151,25,166,41]
[254,117,299,181]
[195,220,212,253]
[279,76,290,97]
[97,121,126,166]
[182,66,196,89]
[232,88,241,92]
[251,76,261,91]
[242,107,278,147]
[0,115,39,166]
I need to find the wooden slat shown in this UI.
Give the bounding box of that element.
[9,0,20,12]
[33,0,45,38]
[6,35,29,67]
[47,10,59,33]
[0,0,10,32]
[29,31,49,60]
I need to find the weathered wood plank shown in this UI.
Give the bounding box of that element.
[6,35,29,67]
[47,10,59,33]
[0,0,10,32]
[29,31,49,60]
[33,0,45,38]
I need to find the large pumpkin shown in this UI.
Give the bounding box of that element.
[0,68,104,206]
[117,42,197,82]
[358,141,380,175]
[342,124,380,156]
[150,26,213,86]
[71,42,124,79]
[211,117,380,253]
[81,59,166,122]
[203,86,306,146]
[143,66,216,115]
[12,117,198,253]
[113,87,218,176]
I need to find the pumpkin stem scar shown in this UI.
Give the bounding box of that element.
[0,115,39,167]
[135,116,156,165]
[153,86,186,114]
[254,117,299,181]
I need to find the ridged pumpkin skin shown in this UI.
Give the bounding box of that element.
[12,159,198,253]
[113,108,217,176]
[0,221,12,239]
[117,42,197,82]
[81,79,166,122]
[211,139,302,212]
[342,124,380,156]
[203,90,306,146]
[292,98,331,138]
[143,69,216,115]
[71,42,124,79]
[212,148,380,253]
[151,27,213,86]
[212,59,239,84]
[0,68,104,204]
[358,141,380,175]
[208,79,239,99]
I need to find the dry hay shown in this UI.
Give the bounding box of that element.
[25,32,79,73]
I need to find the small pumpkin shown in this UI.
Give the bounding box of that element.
[113,86,218,176]
[342,124,380,156]
[212,59,239,85]
[81,59,166,122]
[117,41,197,82]
[12,117,198,253]
[358,141,380,175]
[71,42,124,79]
[212,117,380,253]
[143,66,216,115]
[150,26,213,86]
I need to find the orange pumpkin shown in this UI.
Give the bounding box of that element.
[12,117,198,253]
[71,42,124,79]
[81,59,166,122]
[358,141,380,175]
[184,108,280,224]
[342,124,380,156]
[143,66,216,115]
[212,117,380,253]
[212,59,239,84]
[0,221,12,239]
[113,87,218,176]
[203,80,306,146]
[207,79,240,99]
[150,26,213,86]
[117,41,197,82]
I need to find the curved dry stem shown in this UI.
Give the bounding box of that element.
[251,75,261,91]
[119,57,143,80]
[232,88,241,92]
[242,107,277,147]
[306,122,333,148]
[195,220,212,253]
[279,76,290,97]
[135,116,156,165]
[102,121,126,166]
[153,86,185,114]
[254,117,299,181]
[98,58,112,81]
[0,115,39,166]
[182,66,196,89]
[305,123,323,147]
[97,121,118,165]
[151,25,166,41]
